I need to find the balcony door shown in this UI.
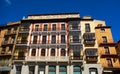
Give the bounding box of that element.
[33,36,37,44]
[107,59,113,67]
[73,35,79,43]
[104,47,110,54]
[61,35,65,43]
[42,36,46,44]
[51,35,56,44]
[18,50,25,59]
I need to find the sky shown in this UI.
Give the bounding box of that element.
[0,0,120,42]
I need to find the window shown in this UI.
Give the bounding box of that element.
[85,23,91,32]
[83,33,95,40]
[72,25,78,30]
[43,24,47,31]
[8,46,12,54]
[29,66,35,74]
[100,28,105,32]
[41,49,45,56]
[51,35,56,44]
[61,35,65,43]
[104,47,110,54]
[102,36,107,43]
[59,66,67,74]
[51,49,55,56]
[31,49,36,56]
[7,28,11,34]
[52,24,56,31]
[73,49,80,57]
[11,37,15,43]
[16,66,22,74]
[73,35,79,42]
[61,49,66,56]
[42,36,46,44]
[106,59,112,67]
[61,24,65,30]
[21,36,27,44]
[73,66,82,74]
[1,47,6,54]
[70,45,81,59]
[35,25,39,31]
[33,36,37,44]
[89,68,98,74]
[97,24,102,27]
[86,49,97,56]
[18,50,25,59]
[17,37,21,43]
[39,65,45,74]
[49,65,56,74]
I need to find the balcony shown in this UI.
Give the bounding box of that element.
[30,40,67,48]
[70,56,83,63]
[84,39,95,45]
[69,39,82,45]
[98,39,116,46]
[26,56,69,62]
[86,56,98,63]
[100,52,117,58]
[0,60,9,66]
[16,41,28,44]
[19,28,29,33]
[5,31,17,36]
[103,63,113,68]
[85,48,98,62]
[2,41,8,45]
[2,40,14,46]
[0,50,12,56]
[1,50,5,54]
[13,56,25,61]
[16,40,28,46]
[69,26,81,31]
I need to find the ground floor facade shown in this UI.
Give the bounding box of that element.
[10,62,102,74]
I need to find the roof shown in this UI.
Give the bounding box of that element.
[28,12,79,16]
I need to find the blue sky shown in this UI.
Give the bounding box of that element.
[0,0,120,41]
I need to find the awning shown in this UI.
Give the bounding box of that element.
[0,66,11,71]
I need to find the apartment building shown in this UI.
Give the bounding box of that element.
[115,40,120,73]
[0,12,119,74]
[95,22,120,74]
[0,22,20,74]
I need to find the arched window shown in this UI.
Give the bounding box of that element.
[89,68,98,74]
[51,49,55,56]
[61,49,65,56]
[41,49,45,56]
[31,49,36,56]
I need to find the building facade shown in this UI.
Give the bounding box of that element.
[95,22,120,74]
[0,12,120,74]
[0,22,20,74]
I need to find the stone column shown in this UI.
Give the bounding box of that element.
[67,65,70,74]
[45,65,48,74]
[70,65,73,74]
[21,65,29,74]
[56,65,59,74]
[35,65,38,74]
[10,65,16,74]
